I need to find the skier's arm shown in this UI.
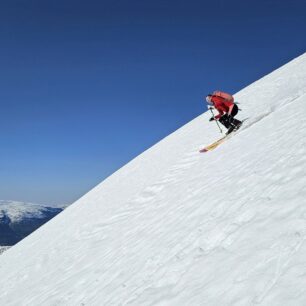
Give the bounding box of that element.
[214,110,224,120]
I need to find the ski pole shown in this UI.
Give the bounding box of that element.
[209,107,223,134]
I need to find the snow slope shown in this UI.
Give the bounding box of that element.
[0,53,306,306]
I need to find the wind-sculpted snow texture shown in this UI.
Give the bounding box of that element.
[0,53,306,306]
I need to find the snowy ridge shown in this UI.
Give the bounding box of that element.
[0,200,67,246]
[0,246,10,255]
[0,53,306,305]
[0,200,62,222]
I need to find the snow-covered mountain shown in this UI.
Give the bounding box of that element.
[0,200,65,246]
[0,246,10,255]
[0,53,306,305]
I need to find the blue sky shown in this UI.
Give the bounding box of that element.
[0,0,305,205]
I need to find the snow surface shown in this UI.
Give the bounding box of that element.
[0,53,306,306]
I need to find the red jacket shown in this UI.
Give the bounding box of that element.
[211,95,234,119]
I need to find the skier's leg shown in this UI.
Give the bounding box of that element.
[230,104,239,117]
[219,115,231,128]
[226,105,243,134]
[229,104,242,128]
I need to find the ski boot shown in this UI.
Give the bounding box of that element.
[226,118,242,135]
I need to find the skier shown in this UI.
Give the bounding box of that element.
[206,91,242,134]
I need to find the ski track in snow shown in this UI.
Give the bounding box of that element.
[0,54,306,306]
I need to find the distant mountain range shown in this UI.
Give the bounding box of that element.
[0,200,67,246]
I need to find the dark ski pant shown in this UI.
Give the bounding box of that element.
[219,104,241,129]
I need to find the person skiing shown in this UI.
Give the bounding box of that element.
[206,91,242,134]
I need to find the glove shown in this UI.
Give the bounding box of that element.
[209,117,215,122]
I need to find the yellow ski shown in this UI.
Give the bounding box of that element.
[199,135,229,153]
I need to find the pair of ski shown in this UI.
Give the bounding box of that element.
[199,120,245,153]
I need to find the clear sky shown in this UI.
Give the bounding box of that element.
[0,0,305,205]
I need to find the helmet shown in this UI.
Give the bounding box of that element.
[206,94,213,105]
